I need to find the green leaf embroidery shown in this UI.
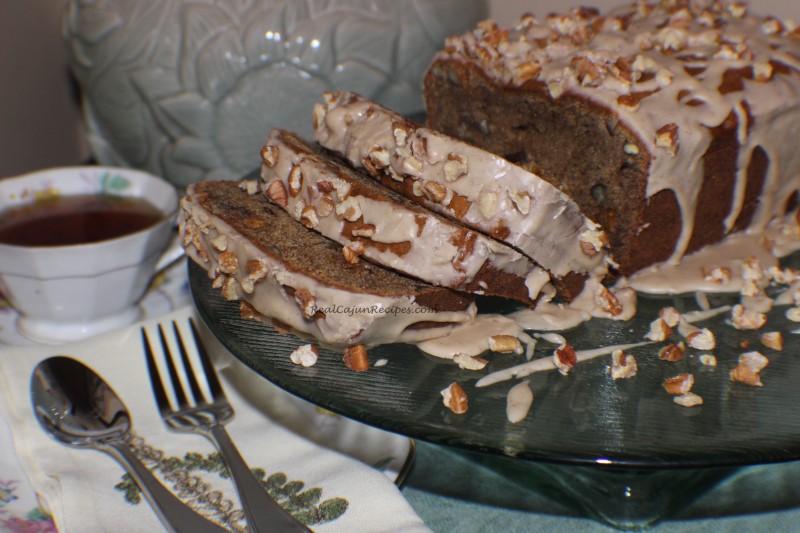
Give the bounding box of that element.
[115,474,142,504]
[297,487,322,506]
[115,439,349,528]
[319,498,349,521]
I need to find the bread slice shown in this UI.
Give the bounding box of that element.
[312,91,610,299]
[180,180,476,347]
[260,128,550,307]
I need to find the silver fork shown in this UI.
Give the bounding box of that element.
[142,319,312,533]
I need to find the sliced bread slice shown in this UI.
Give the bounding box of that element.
[312,91,612,299]
[180,179,476,348]
[260,128,551,307]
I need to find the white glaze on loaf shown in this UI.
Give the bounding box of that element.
[179,182,477,348]
[260,128,549,305]
[312,91,609,280]
[434,0,800,265]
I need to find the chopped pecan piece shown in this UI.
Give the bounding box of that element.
[674,392,703,407]
[444,153,469,182]
[441,382,469,414]
[316,195,335,217]
[686,328,716,350]
[217,250,239,275]
[239,301,259,320]
[267,180,288,207]
[220,277,242,301]
[342,241,365,264]
[392,122,412,147]
[595,286,623,316]
[351,223,376,238]
[335,196,362,222]
[609,349,638,380]
[739,351,769,373]
[477,191,498,219]
[554,343,578,375]
[343,344,369,372]
[508,190,531,215]
[731,304,767,330]
[702,265,732,284]
[453,353,488,371]
[211,234,228,252]
[488,335,523,354]
[261,145,279,168]
[761,331,783,351]
[645,317,672,342]
[246,259,268,282]
[293,289,316,319]
[579,227,609,258]
[699,354,717,367]
[663,373,694,395]
[659,342,686,362]
[300,205,319,229]
[786,307,800,322]
[659,306,681,328]
[422,181,447,203]
[290,344,319,367]
[730,365,763,387]
[655,123,679,156]
[288,165,303,197]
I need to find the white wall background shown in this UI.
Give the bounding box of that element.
[2,1,798,178]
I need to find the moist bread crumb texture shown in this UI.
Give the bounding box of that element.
[260,128,550,307]
[312,91,612,301]
[423,0,800,275]
[180,179,476,348]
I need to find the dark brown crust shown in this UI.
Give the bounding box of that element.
[733,145,768,232]
[685,111,740,253]
[423,57,774,276]
[190,180,473,312]
[626,189,682,273]
[424,58,653,276]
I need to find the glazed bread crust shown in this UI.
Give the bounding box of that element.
[180,180,476,347]
[424,2,800,275]
[261,129,548,306]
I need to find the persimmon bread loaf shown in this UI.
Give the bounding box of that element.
[312,91,610,300]
[423,1,800,275]
[260,128,550,307]
[179,179,476,347]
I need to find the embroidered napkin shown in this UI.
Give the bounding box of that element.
[0,305,430,533]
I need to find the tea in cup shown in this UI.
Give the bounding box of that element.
[0,166,180,343]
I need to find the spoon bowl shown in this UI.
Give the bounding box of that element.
[32,356,130,446]
[30,356,226,533]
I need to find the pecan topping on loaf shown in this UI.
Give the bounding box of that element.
[425,1,800,276]
[313,91,610,291]
[179,180,477,348]
[260,128,551,307]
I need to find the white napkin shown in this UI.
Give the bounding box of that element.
[0,305,430,533]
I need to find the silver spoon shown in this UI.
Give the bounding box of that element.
[30,356,228,533]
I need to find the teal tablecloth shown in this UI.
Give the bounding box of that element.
[402,441,800,532]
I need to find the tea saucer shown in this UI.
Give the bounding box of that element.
[0,260,191,346]
[15,307,143,345]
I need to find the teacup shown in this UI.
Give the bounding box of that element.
[0,166,181,344]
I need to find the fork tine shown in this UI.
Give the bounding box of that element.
[189,319,225,402]
[158,323,190,409]
[141,327,172,417]
[172,321,205,404]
